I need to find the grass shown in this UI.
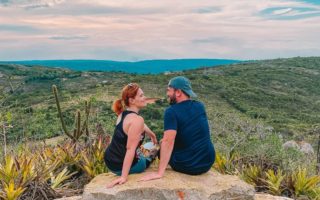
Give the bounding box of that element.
[1,57,320,199]
[1,57,320,141]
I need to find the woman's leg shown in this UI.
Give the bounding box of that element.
[110,155,147,176]
[130,146,160,172]
[109,146,160,176]
[129,155,147,174]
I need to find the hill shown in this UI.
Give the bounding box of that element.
[0,57,319,144]
[1,57,320,199]
[0,59,240,74]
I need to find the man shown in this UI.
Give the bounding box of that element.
[140,76,215,181]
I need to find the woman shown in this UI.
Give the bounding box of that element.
[104,83,158,188]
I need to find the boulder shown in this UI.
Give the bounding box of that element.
[282,140,299,150]
[82,167,255,200]
[254,193,293,200]
[282,140,314,155]
[55,196,82,200]
[298,141,314,155]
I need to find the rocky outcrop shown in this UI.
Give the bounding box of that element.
[56,193,294,200]
[82,167,255,200]
[282,140,314,155]
[282,140,300,149]
[55,169,296,200]
[255,193,293,200]
[55,196,82,200]
[299,141,314,154]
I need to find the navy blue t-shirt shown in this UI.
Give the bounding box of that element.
[164,100,215,175]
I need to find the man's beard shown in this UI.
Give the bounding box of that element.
[168,93,177,105]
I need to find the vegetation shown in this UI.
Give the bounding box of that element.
[0,135,109,199]
[52,85,91,143]
[0,57,320,199]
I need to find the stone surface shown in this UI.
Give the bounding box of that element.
[255,193,293,200]
[282,140,299,150]
[54,196,82,200]
[298,142,314,155]
[282,140,314,155]
[82,167,255,200]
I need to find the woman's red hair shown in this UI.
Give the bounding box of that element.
[112,83,140,115]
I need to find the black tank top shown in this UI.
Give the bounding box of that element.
[104,110,145,171]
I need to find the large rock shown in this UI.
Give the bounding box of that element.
[55,196,82,200]
[255,193,293,200]
[298,141,314,155]
[282,140,314,155]
[82,167,255,200]
[56,193,293,200]
[282,140,300,150]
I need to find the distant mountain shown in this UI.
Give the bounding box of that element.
[0,59,240,74]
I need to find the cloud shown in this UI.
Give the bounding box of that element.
[0,0,320,61]
[0,24,39,33]
[0,0,10,5]
[194,7,221,14]
[0,0,64,8]
[0,0,168,14]
[298,0,320,5]
[273,8,293,15]
[260,4,320,20]
[49,35,89,40]
[192,37,243,46]
[28,3,167,16]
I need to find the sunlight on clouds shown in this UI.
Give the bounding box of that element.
[259,0,320,19]
[0,0,319,60]
[261,6,320,19]
[272,8,293,15]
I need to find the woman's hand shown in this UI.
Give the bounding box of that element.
[106,176,127,188]
[144,124,158,144]
[150,133,158,145]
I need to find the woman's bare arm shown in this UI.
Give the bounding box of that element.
[107,116,144,188]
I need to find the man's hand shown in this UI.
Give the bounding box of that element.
[139,172,163,182]
[106,176,127,188]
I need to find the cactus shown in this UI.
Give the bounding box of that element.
[52,85,90,143]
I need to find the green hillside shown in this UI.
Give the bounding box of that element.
[1,57,319,144]
[1,57,320,199]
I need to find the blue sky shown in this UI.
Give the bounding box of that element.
[0,0,319,61]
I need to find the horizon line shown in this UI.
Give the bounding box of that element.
[1,56,319,63]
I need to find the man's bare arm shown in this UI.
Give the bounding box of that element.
[157,130,176,176]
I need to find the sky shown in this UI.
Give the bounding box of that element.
[0,0,320,61]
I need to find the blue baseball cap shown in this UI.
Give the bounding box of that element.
[168,76,197,98]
